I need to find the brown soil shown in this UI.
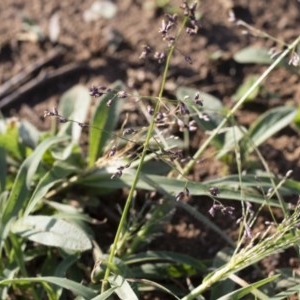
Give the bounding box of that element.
[1,0,300,299]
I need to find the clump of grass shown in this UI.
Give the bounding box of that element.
[1,1,300,299]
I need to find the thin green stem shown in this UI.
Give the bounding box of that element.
[178,35,300,178]
[179,35,300,300]
[101,17,188,292]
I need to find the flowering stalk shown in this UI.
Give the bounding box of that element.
[181,203,300,300]
[101,14,189,292]
[178,35,300,178]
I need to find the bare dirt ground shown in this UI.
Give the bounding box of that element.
[1,0,300,299]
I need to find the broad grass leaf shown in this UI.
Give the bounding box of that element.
[0,277,97,299]
[108,275,138,300]
[90,287,118,300]
[281,178,300,194]
[24,160,78,216]
[129,262,195,279]
[125,251,207,279]
[0,121,26,160]
[293,105,300,129]
[8,234,27,276]
[217,126,245,158]
[141,160,172,174]
[58,85,91,143]
[217,275,279,300]
[245,106,296,154]
[88,81,125,166]
[210,248,234,299]
[2,136,67,226]
[78,170,280,206]
[54,254,79,277]
[176,86,225,148]
[79,171,235,244]
[269,283,300,300]
[19,120,40,149]
[12,215,92,251]
[0,147,6,192]
[125,251,207,274]
[233,47,272,64]
[206,174,291,197]
[232,75,260,103]
[129,278,181,300]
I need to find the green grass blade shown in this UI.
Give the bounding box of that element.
[78,170,280,206]
[24,160,77,216]
[0,277,97,299]
[0,122,26,161]
[134,278,181,300]
[12,215,92,251]
[2,136,67,226]
[125,251,207,279]
[88,81,125,166]
[58,85,91,143]
[54,254,79,277]
[245,106,296,154]
[233,46,272,64]
[108,275,138,300]
[217,275,279,300]
[90,287,118,300]
[269,283,300,300]
[177,86,225,148]
[125,251,207,273]
[0,147,6,192]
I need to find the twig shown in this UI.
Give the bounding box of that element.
[0,61,88,109]
[0,47,65,99]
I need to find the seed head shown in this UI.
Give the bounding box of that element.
[228,10,236,23]
[200,112,210,122]
[147,105,154,115]
[154,51,166,63]
[209,187,220,197]
[78,122,89,128]
[184,187,190,197]
[117,90,128,99]
[123,128,136,135]
[89,85,103,97]
[188,120,197,132]
[155,111,167,123]
[175,191,185,201]
[109,145,117,157]
[166,13,177,24]
[177,118,186,131]
[179,101,190,115]
[184,55,193,64]
[208,204,222,217]
[58,116,68,123]
[139,45,152,60]
[111,169,122,179]
[106,99,113,107]
[285,169,293,178]
[289,52,300,67]
[194,92,203,106]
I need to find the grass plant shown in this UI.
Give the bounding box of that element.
[1,1,300,299]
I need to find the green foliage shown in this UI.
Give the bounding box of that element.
[242,106,296,155]
[177,86,225,148]
[12,215,92,251]
[88,81,125,166]
[233,47,272,64]
[233,75,261,102]
[1,4,300,300]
